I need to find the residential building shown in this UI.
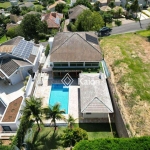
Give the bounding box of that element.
[49,32,103,77]
[0,36,44,85]
[41,12,63,29]
[69,5,88,22]
[79,73,114,118]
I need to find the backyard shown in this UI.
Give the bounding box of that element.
[100,30,150,136]
[0,2,11,9]
[0,35,9,44]
[26,123,117,149]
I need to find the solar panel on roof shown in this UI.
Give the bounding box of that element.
[12,39,34,59]
[85,34,98,45]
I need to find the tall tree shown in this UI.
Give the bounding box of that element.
[102,12,113,26]
[75,10,104,31]
[130,0,139,17]
[73,0,93,10]
[22,96,43,131]
[20,14,47,42]
[10,6,21,16]
[43,103,65,132]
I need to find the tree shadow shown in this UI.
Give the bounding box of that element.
[44,130,62,150]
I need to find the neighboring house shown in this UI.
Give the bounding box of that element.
[10,14,23,24]
[69,5,88,22]
[0,96,24,131]
[19,2,34,9]
[0,36,44,85]
[79,73,114,118]
[121,0,146,7]
[25,11,41,16]
[41,12,63,29]
[49,32,103,77]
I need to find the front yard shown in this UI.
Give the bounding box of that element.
[100,30,150,136]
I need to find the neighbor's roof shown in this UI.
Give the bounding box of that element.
[19,2,34,8]
[50,32,103,62]
[2,96,23,122]
[100,6,111,12]
[69,5,88,19]
[79,73,113,113]
[1,36,24,46]
[0,45,15,53]
[41,12,63,28]
[0,58,32,77]
[98,0,107,3]
[0,71,5,78]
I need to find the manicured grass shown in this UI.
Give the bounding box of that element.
[0,2,11,8]
[0,35,10,44]
[78,123,117,140]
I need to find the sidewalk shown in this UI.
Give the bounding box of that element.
[63,19,70,32]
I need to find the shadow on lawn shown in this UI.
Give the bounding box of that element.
[43,130,62,150]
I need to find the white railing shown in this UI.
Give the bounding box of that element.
[0,131,16,133]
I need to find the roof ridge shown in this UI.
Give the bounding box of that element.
[76,33,103,55]
[51,32,102,56]
[51,32,76,54]
[82,97,113,113]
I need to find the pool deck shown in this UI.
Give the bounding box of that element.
[34,72,79,123]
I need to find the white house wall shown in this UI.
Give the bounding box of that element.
[83,113,108,118]
[9,70,23,85]
[33,45,43,72]
[0,123,17,131]
[21,66,32,78]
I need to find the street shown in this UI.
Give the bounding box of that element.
[111,18,150,35]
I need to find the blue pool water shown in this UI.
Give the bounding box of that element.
[49,84,69,114]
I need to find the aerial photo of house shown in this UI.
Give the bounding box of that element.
[0,0,150,149]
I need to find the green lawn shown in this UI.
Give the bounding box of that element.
[78,123,117,140]
[28,123,117,149]
[137,30,150,40]
[0,2,11,8]
[0,35,10,44]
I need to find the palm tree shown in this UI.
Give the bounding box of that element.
[65,114,77,129]
[43,103,66,132]
[22,96,43,132]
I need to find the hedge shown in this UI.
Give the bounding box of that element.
[74,136,150,150]
[0,146,10,150]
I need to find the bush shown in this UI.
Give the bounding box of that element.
[115,19,122,26]
[45,44,50,57]
[62,128,88,147]
[0,146,10,150]
[38,33,46,39]
[74,136,150,150]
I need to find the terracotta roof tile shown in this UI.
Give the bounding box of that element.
[2,96,23,122]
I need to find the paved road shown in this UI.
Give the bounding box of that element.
[111,18,150,35]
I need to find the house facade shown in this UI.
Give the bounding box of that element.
[49,32,103,78]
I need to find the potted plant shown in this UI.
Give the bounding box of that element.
[88,69,91,73]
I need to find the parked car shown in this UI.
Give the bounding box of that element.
[97,27,112,37]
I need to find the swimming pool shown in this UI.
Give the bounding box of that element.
[49,84,69,114]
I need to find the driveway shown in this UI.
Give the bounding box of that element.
[63,19,69,32]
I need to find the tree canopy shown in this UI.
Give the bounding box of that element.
[75,10,104,31]
[20,14,47,42]
[10,6,21,16]
[73,0,93,10]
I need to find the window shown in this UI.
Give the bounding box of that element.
[2,126,12,131]
[86,113,91,115]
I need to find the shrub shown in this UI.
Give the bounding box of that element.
[74,137,150,150]
[45,44,50,57]
[62,128,88,147]
[115,19,122,26]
